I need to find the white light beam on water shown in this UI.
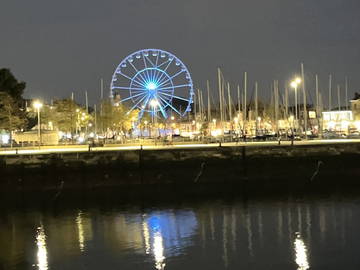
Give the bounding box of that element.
[153,232,166,270]
[76,211,85,252]
[36,225,48,270]
[294,233,310,270]
[142,217,151,254]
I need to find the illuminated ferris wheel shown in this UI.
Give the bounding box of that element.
[110,49,194,119]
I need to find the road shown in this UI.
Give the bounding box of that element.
[0,139,360,156]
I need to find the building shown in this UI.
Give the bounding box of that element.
[350,99,360,121]
[13,130,59,145]
[322,110,353,134]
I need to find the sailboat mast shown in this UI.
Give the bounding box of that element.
[85,91,89,113]
[329,74,332,111]
[227,82,232,121]
[345,76,348,110]
[207,80,211,121]
[301,63,307,137]
[243,72,247,133]
[337,85,341,111]
[255,82,258,135]
[217,68,223,123]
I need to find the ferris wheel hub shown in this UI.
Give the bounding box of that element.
[146,82,157,90]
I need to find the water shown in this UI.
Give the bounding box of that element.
[1,195,360,270]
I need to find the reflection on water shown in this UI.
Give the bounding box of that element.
[35,225,48,270]
[294,233,309,270]
[142,216,151,254]
[1,195,360,269]
[76,211,85,252]
[153,231,166,270]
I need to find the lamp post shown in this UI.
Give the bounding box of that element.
[33,101,43,147]
[290,78,301,131]
[144,120,148,137]
[150,99,159,139]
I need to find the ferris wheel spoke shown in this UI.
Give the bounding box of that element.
[117,71,133,81]
[155,53,160,67]
[157,100,168,118]
[142,55,148,70]
[132,80,147,88]
[157,69,186,88]
[113,86,147,91]
[149,68,156,83]
[152,69,161,85]
[142,94,151,107]
[157,95,181,115]
[155,72,171,86]
[128,61,148,85]
[158,89,174,93]
[144,69,153,84]
[155,64,173,85]
[117,72,147,88]
[138,106,146,120]
[160,92,190,102]
[127,94,148,114]
[120,92,146,103]
[157,92,172,102]
[157,84,191,91]
[156,58,172,69]
[152,69,163,84]
[137,73,149,87]
[144,55,156,67]
[153,62,173,85]
[128,60,139,73]
[132,93,147,104]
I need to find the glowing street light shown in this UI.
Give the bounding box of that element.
[150,99,159,125]
[33,100,43,147]
[150,99,159,108]
[212,118,217,128]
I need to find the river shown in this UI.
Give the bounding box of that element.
[1,193,360,270]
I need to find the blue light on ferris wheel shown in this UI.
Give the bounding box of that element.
[146,82,157,90]
[110,48,194,120]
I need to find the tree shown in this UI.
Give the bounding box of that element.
[0,69,26,100]
[0,69,27,132]
[354,92,360,100]
[0,92,26,143]
[52,99,91,133]
[96,99,138,135]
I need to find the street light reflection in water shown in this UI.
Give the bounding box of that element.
[35,225,48,270]
[294,233,310,270]
[76,211,85,252]
[2,196,359,270]
[142,211,198,270]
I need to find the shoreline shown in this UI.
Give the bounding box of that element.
[0,143,359,197]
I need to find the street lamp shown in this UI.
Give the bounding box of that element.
[150,99,159,138]
[150,99,159,123]
[33,100,43,147]
[290,77,301,127]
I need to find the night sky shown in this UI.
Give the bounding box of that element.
[1,0,359,106]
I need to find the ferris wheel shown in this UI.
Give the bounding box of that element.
[110,49,194,119]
